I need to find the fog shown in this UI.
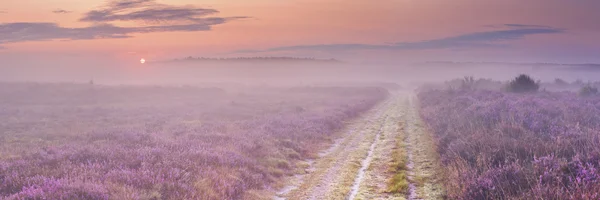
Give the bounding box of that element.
[3,53,600,87]
[4,52,600,199]
[5,0,600,198]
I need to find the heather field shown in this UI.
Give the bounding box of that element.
[418,88,600,199]
[0,83,387,199]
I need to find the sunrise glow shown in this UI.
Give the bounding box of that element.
[3,1,600,200]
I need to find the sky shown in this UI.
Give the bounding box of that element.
[1,0,600,63]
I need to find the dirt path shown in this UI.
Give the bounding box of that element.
[274,92,444,200]
[351,94,408,200]
[402,93,444,199]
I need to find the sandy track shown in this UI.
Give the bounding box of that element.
[403,94,444,200]
[274,92,444,200]
[352,94,406,200]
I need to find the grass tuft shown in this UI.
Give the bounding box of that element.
[386,122,409,194]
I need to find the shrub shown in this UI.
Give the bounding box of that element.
[460,76,475,90]
[507,74,539,93]
[441,77,504,91]
[579,84,599,97]
[554,78,568,86]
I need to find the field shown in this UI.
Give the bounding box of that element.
[418,88,600,199]
[0,83,387,199]
[5,78,600,200]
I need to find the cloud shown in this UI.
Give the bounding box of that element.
[484,24,552,29]
[0,0,246,46]
[0,23,129,44]
[53,9,72,14]
[405,27,563,46]
[503,24,552,29]
[80,0,230,24]
[236,25,564,53]
[0,21,232,44]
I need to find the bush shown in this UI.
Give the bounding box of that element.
[507,74,539,93]
[460,76,475,90]
[554,78,568,86]
[441,77,504,91]
[579,84,598,97]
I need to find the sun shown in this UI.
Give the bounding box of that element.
[140,58,146,64]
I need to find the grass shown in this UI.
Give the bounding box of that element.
[387,121,409,194]
[330,125,381,200]
[286,104,391,200]
[332,110,386,199]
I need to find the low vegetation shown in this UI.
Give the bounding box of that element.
[419,85,600,199]
[579,84,599,97]
[506,74,540,93]
[0,83,387,199]
[554,78,568,86]
[386,122,409,194]
[422,77,504,91]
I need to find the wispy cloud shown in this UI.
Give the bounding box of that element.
[0,0,247,46]
[0,21,228,44]
[503,24,552,29]
[80,0,222,24]
[0,23,131,44]
[52,9,72,14]
[236,25,564,53]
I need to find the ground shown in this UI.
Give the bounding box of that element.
[273,92,445,200]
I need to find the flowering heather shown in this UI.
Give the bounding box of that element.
[418,89,600,199]
[0,83,387,199]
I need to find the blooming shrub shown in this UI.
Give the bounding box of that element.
[0,83,387,199]
[419,89,600,199]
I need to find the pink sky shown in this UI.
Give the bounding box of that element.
[1,0,600,62]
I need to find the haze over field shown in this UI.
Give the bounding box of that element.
[2,1,600,200]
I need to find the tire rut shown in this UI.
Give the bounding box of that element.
[404,94,444,199]
[278,97,396,200]
[274,92,444,200]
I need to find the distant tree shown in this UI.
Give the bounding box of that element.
[507,74,540,93]
[579,84,598,97]
[554,78,568,86]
